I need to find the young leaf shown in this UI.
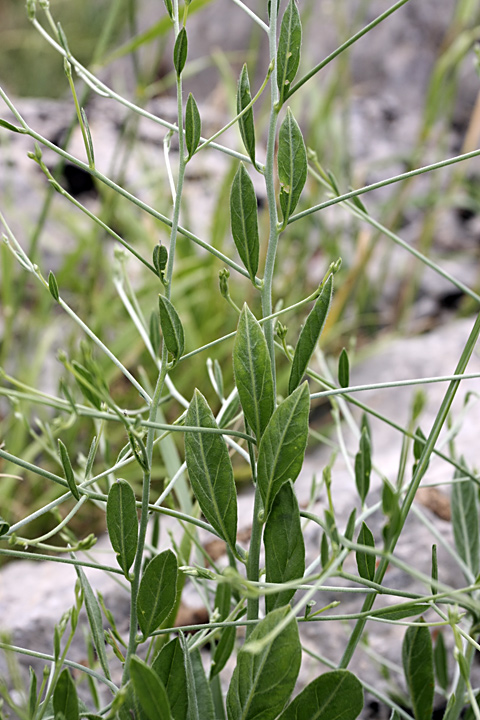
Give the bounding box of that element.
[338,348,349,388]
[106,480,138,578]
[158,295,185,363]
[28,667,37,718]
[355,428,371,504]
[402,620,434,720]
[233,304,274,440]
[431,544,438,595]
[434,632,449,692]
[130,656,172,720]
[227,606,301,720]
[277,0,302,106]
[278,107,307,224]
[264,481,305,613]
[53,669,79,720]
[71,360,102,409]
[320,532,329,568]
[48,271,60,301]
[288,275,333,394]
[58,439,80,500]
[152,637,188,720]
[451,466,479,577]
[74,565,111,681]
[344,509,356,542]
[356,522,375,582]
[211,624,236,680]
[0,118,25,133]
[173,27,188,76]
[183,644,215,720]
[150,310,161,355]
[153,244,168,281]
[230,164,260,282]
[80,107,95,168]
[278,669,363,720]
[237,64,256,166]
[185,93,201,160]
[185,390,238,551]
[137,549,178,638]
[163,0,174,21]
[257,382,310,518]
[375,603,430,621]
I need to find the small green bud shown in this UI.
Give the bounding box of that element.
[26,0,36,20]
[219,268,230,299]
[275,321,287,341]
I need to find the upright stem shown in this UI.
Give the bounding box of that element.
[122,1,187,681]
[261,1,280,400]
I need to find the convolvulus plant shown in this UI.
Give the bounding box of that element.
[1,0,480,719]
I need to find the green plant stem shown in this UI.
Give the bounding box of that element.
[339,309,480,668]
[0,548,122,573]
[311,372,480,399]
[286,0,411,98]
[290,145,480,224]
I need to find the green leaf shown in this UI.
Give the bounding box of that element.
[375,603,430,621]
[230,164,260,282]
[237,64,256,166]
[338,348,349,388]
[227,606,301,720]
[152,638,188,720]
[278,107,307,224]
[80,107,95,167]
[451,466,479,577]
[58,439,80,500]
[264,481,305,613]
[0,118,25,133]
[153,244,168,281]
[355,428,371,504]
[431,544,438,595]
[355,522,375,582]
[173,27,188,75]
[288,275,333,394]
[130,656,172,720]
[211,624,236,680]
[185,646,215,720]
[185,390,238,550]
[28,667,38,718]
[163,0,174,20]
[106,480,138,578]
[74,565,111,680]
[0,516,10,536]
[185,93,201,160]
[278,669,363,720]
[320,532,329,568]
[402,620,434,720]
[257,382,310,518]
[233,304,274,440]
[137,549,178,638]
[434,632,449,692]
[344,509,356,542]
[158,295,185,364]
[53,669,79,720]
[276,0,302,106]
[48,271,60,301]
[71,361,102,410]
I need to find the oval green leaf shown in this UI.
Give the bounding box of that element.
[137,549,178,638]
[130,656,172,720]
[53,669,79,720]
[278,107,307,224]
[106,479,138,578]
[227,606,301,720]
[58,439,80,500]
[158,294,185,363]
[278,669,363,720]
[48,271,60,302]
[277,0,302,106]
[173,27,187,76]
[355,428,371,504]
[152,637,188,720]
[338,348,349,388]
[163,0,173,21]
[257,382,310,518]
[233,304,274,440]
[237,64,256,166]
[185,389,238,551]
[402,620,434,720]
[288,275,333,394]
[230,164,259,282]
[355,522,375,582]
[264,481,305,613]
[185,92,201,160]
